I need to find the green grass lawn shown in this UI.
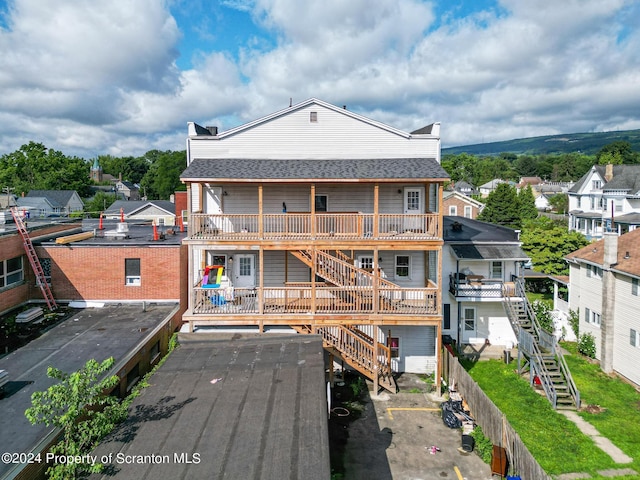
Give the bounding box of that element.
[465,349,640,479]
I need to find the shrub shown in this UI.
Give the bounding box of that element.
[568,309,580,339]
[470,426,493,464]
[578,333,596,358]
[532,300,553,333]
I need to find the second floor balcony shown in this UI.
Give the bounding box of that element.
[189,212,440,241]
[449,273,515,299]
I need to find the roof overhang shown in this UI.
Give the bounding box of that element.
[449,244,528,261]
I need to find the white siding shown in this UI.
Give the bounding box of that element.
[189,104,439,161]
[612,275,640,385]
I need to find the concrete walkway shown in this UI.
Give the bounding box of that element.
[560,410,633,464]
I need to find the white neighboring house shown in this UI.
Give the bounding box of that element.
[568,164,640,240]
[478,179,507,197]
[105,200,176,226]
[442,216,528,348]
[565,229,640,387]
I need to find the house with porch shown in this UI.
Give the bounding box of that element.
[180,98,448,391]
[568,164,640,239]
[442,216,528,349]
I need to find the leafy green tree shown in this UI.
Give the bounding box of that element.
[25,358,126,479]
[84,192,118,217]
[97,154,150,184]
[518,185,538,221]
[478,183,521,228]
[139,150,186,199]
[596,141,639,164]
[0,142,92,196]
[520,217,589,275]
[548,193,568,214]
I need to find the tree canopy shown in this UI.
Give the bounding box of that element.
[518,185,538,221]
[477,183,522,228]
[520,217,589,275]
[0,142,92,196]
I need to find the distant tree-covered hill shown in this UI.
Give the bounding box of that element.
[443,129,640,156]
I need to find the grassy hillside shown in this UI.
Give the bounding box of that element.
[443,129,640,156]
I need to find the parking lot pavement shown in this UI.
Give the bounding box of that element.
[343,375,495,480]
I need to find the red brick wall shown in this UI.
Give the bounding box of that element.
[0,224,79,314]
[443,197,479,219]
[174,191,187,224]
[40,244,188,302]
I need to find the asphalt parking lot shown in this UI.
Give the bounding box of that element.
[343,374,494,480]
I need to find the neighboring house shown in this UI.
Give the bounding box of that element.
[16,196,57,218]
[442,216,528,348]
[535,192,552,211]
[517,176,543,190]
[568,164,640,239]
[478,179,506,197]
[105,200,176,226]
[565,230,640,387]
[452,180,478,197]
[443,191,484,219]
[115,180,141,201]
[26,190,84,216]
[180,98,448,385]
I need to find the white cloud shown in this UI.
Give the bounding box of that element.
[0,0,639,157]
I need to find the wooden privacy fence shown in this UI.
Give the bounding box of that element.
[445,351,552,480]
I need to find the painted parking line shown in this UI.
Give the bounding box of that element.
[453,466,464,480]
[386,407,440,419]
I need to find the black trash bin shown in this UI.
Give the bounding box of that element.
[461,434,475,452]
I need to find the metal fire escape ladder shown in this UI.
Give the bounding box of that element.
[10,208,57,311]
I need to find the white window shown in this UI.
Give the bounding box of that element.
[633,278,639,296]
[592,312,601,326]
[592,180,602,190]
[125,258,141,286]
[631,329,638,348]
[395,255,410,278]
[590,197,596,210]
[310,111,318,123]
[358,256,374,270]
[463,307,476,331]
[464,206,472,218]
[449,205,457,216]
[0,256,24,288]
[490,261,503,280]
[585,307,590,323]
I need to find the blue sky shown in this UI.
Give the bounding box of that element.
[0,0,639,158]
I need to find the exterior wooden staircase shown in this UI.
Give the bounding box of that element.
[293,324,398,394]
[503,278,579,409]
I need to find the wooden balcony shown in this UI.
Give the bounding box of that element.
[192,286,439,316]
[448,274,515,299]
[189,212,440,241]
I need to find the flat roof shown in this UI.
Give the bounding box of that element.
[90,333,330,480]
[0,303,179,479]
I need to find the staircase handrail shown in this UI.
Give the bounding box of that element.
[513,277,580,409]
[315,250,400,290]
[519,329,558,408]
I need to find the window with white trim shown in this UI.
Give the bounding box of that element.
[463,307,476,331]
[310,111,318,123]
[633,278,639,296]
[490,261,503,280]
[125,258,141,286]
[0,256,24,289]
[592,180,602,190]
[585,307,590,323]
[449,205,457,216]
[631,329,638,348]
[395,255,410,278]
[464,206,472,218]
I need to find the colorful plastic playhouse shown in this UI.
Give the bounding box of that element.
[202,265,226,305]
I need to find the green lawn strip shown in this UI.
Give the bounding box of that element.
[466,359,615,475]
[562,349,640,477]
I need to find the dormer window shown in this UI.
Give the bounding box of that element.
[592,180,602,190]
[310,111,318,123]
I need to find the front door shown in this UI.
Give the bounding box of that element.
[403,187,425,232]
[233,254,256,288]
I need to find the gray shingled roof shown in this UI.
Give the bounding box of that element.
[105,200,175,215]
[181,158,449,182]
[449,244,528,260]
[443,216,521,243]
[27,190,77,207]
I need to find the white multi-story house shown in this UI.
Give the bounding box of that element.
[568,164,640,239]
[442,216,528,348]
[565,229,640,386]
[179,98,448,391]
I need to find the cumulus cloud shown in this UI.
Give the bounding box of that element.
[0,0,639,157]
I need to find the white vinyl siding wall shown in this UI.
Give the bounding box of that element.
[188,104,440,161]
[612,275,640,385]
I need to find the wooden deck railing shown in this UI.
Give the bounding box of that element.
[192,286,439,315]
[189,212,440,240]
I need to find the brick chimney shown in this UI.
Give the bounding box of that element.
[604,164,614,183]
